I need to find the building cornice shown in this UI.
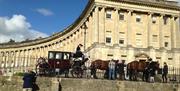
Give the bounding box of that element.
[107,0,180,11]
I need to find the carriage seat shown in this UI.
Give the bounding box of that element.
[74,57,83,62]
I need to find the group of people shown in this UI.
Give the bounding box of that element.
[108,59,126,80]
[107,58,169,83]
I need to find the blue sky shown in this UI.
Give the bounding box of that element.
[0,0,88,43]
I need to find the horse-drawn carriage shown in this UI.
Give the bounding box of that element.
[36,51,88,78]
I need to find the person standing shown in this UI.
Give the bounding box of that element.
[162,62,168,83]
[23,69,34,91]
[108,59,116,80]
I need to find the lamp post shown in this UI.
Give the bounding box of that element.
[82,24,88,52]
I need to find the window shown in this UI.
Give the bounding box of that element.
[163,16,168,25]
[164,42,168,47]
[56,53,62,59]
[106,11,111,19]
[119,13,124,20]
[136,15,141,22]
[107,54,113,57]
[136,33,142,47]
[63,53,70,60]
[106,37,111,43]
[49,52,55,59]
[152,16,156,24]
[119,39,124,44]
[152,35,158,42]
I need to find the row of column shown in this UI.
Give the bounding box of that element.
[87,6,179,48]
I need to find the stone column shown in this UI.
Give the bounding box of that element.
[5,52,9,68]
[94,6,99,43]
[114,9,119,45]
[11,51,15,74]
[25,50,29,71]
[99,7,105,44]
[16,51,20,71]
[28,49,32,67]
[148,13,152,46]
[170,16,174,49]
[159,14,164,48]
[37,48,40,58]
[19,50,23,72]
[175,17,179,48]
[32,49,36,69]
[89,14,93,46]
[0,52,1,64]
[149,48,156,61]
[14,51,18,72]
[1,52,5,73]
[127,10,132,46]
[22,50,26,72]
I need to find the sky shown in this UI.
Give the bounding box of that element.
[0,0,88,43]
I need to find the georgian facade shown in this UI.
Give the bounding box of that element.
[0,0,180,73]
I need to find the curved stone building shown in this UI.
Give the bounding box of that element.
[0,0,180,74]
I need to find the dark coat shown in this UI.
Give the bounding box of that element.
[163,65,168,74]
[23,72,34,88]
[76,46,81,52]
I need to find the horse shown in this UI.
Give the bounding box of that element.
[90,59,125,79]
[127,60,159,81]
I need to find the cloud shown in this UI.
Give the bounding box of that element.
[0,14,48,43]
[36,8,54,16]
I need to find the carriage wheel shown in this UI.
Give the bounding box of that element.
[35,57,50,76]
[71,68,83,78]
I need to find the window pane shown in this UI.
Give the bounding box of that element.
[119,40,124,44]
[136,18,141,22]
[119,13,124,20]
[165,42,168,47]
[106,13,111,19]
[106,37,111,43]
[49,52,55,59]
[106,11,111,19]
[64,53,70,60]
[56,53,62,59]
[136,15,141,22]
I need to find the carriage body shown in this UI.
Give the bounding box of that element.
[48,51,73,70]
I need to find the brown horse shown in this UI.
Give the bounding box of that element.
[127,60,159,81]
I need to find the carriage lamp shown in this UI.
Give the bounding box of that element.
[57,61,60,64]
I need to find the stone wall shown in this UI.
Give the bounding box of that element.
[0,76,179,91]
